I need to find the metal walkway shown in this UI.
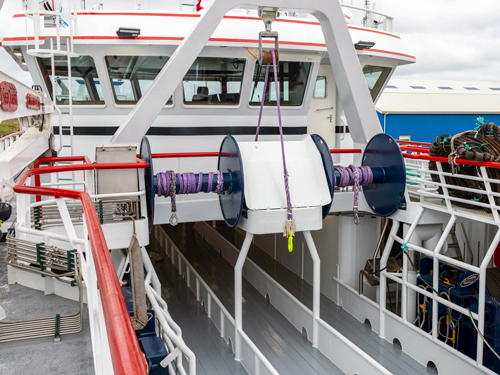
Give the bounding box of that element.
[156,223,344,375]
[213,225,433,375]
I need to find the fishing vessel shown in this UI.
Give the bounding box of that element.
[0,1,498,375]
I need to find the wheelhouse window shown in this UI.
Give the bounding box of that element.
[38,55,104,105]
[313,76,327,99]
[183,57,245,105]
[363,65,392,101]
[105,56,172,105]
[249,61,312,106]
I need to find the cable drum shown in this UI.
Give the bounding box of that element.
[429,122,500,210]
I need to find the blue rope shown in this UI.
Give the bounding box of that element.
[401,242,409,254]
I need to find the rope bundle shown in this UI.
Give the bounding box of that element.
[336,165,374,223]
[429,121,500,210]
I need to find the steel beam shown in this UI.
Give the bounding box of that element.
[111,0,381,146]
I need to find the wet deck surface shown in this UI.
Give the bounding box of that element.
[156,223,344,375]
[214,225,432,375]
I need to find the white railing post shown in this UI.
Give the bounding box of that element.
[234,232,254,361]
[431,215,456,340]
[303,231,321,348]
[476,228,500,365]
[400,207,424,323]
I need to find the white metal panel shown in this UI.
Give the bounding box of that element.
[238,135,331,210]
[377,78,500,114]
[0,127,50,180]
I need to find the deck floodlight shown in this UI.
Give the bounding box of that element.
[13,48,23,57]
[354,40,375,49]
[116,27,141,38]
[21,59,27,66]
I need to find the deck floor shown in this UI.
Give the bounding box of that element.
[156,223,343,375]
[0,243,94,375]
[214,225,433,375]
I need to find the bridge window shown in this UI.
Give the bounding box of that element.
[313,76,327,99]
[105,56,172,105]
[183,57,246,105]
[363,65,392,101]
[250,61,312,106]
[38,55,104,105]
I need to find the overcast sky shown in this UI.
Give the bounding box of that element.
[1,0,499,85]
[372,0,500,81]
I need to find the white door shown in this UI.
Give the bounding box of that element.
[307,64,336,148]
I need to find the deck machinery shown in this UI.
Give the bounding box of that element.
[0,1,499,375]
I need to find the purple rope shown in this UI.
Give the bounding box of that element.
[176,173,183,194]
[164,172,169,197]
[196,172,203,193]
[215,170,224,194]
[336,165,375,219]
[268,50,293,221]
[255,64,271,142]
[156,172,171,197]
[169,171,177,225]
[157,172,164,196]
[206,172,214,193]
[349,165,360,215]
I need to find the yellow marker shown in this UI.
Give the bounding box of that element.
[451,331,456,344]
[288,231,293,252]
[420,304,427,313]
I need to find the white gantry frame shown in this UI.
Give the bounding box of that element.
[111,0,382,147]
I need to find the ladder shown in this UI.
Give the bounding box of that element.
[24,0,79,182]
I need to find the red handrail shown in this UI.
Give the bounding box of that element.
[149,149,363,159]
[152,152,219,158]
[396,140,432,146]
[330,149,362,154]
[0,130,25,143]
[399,145,430,154]
[14,157,149,375]
[403,152,500,169]
[34,156,94,202]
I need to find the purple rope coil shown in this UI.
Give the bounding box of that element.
[206,172,214,193]
[196,172,203,193]
[336,165,373,222]
[215,170,224,194]
[156,171,225,196]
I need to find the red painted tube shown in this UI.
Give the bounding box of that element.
[151,152,220,158]
[34,156,94,202]
[148,149,364,159]
[14,160,148,375]
[403,153,500,169]
[329,149,362,154]
[396,140,432,146]
[399,145,430,154]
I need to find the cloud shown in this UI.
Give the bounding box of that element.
[371,0,500,80]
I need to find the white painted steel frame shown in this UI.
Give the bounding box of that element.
[335,277,499,375]
[112,0,382,146]
[191,222,393,375]
[156,226,279,375]
[378,213,500,371]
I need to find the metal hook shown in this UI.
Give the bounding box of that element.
[354,212,359,225]
[169,213,178,226]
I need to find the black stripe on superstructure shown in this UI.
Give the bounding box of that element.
[335,126,350,134]
[53,126,308,136]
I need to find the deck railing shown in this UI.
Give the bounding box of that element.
[0,131,25,154]
[13,156,149,375]
[389,142,500,370]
